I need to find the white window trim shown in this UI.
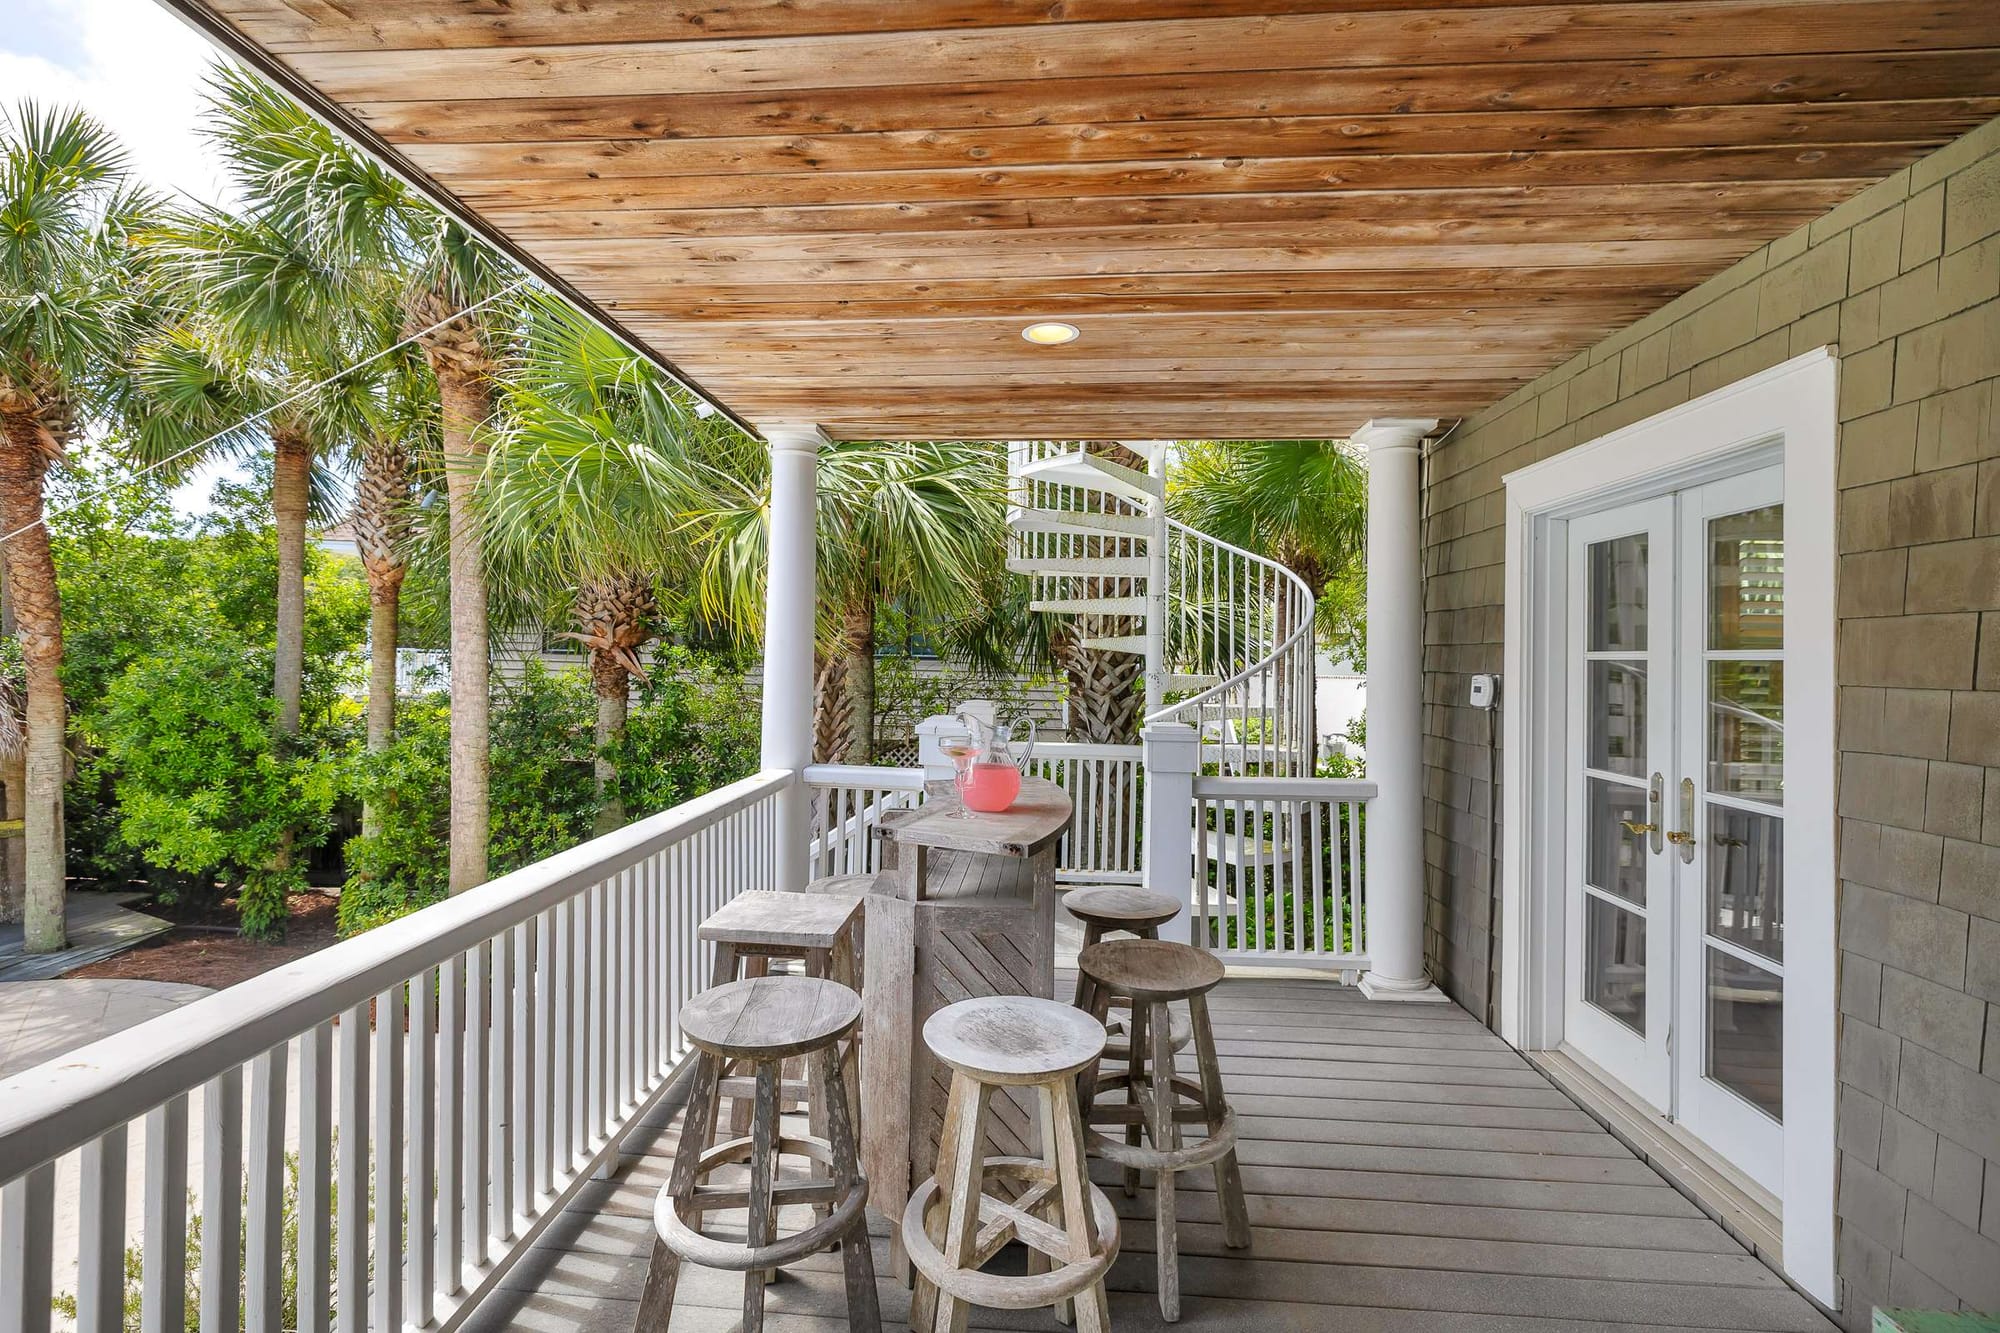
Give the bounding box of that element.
[1497,346,1838,1306]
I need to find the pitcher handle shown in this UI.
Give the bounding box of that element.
[1014,717,1037,771]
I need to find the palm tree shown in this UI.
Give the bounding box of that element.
[1169,437,1371,748]
[1049,440,1151,745]
[817,440,1006,762]
[0,104,153,951]
[352,352,428,808]
[202,64,516,893]
[130,203,378,741]
[481,292,698,831]
[686,437,1006,764]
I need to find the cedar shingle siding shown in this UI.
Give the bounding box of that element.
[1420,115,2000,1325]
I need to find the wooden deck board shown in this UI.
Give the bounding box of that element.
[466,976,1835,1332]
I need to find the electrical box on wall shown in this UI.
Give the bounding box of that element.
[1469,674,1499,709]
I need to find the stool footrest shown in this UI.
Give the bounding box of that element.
[902,1160,1120,1311]
[656,1175,869,1273]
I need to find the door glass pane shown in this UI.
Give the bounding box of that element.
[1710,661,1783,802]
[1707,804,1783,963]
[1588,661,1647,776]
[1707,948,1783,1121]
[1584,895,1647,1035]
[1589,534,1649,652]
[1586,779,1650,906]
[1709,505,1784,650]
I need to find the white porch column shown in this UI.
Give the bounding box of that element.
[759,422,827,891]
[1353,417,1448,1002]
[1142,722,1200,946]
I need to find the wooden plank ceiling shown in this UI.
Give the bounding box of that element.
[172,0,2000,440]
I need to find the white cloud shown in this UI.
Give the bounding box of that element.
[0,0,229,207]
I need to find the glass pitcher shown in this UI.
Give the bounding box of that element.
[955,711,1037,813]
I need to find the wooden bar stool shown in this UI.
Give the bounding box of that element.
[635,975,877,1333]
[905,996,1119,1333]
[701,890,864,1135]
[1077,938,1251,1323]
[1064,885,1192,1063]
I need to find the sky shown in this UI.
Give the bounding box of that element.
[2,0,246,512]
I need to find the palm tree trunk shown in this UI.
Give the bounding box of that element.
[0,563,23,926]
[812,651,849,764]
[591,649,629,836]
[353,439,410,840]
[841,590,875,763]
[271,427,311,738]
[437,370,490,894]
[0,415,65,952]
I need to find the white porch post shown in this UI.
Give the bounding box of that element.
[1142,722,1200,946]
[1353,417,1448,1002]
[759,422,826,891]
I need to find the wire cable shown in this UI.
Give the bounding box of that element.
[2,275,532,547]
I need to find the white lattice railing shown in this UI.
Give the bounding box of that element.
[0,769,789,1333]
[1190,774,1375,970]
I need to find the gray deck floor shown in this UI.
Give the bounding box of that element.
[0,891,171,982]
[468,978,1836,1333]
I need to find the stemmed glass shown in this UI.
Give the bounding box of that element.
[938,732,978,818]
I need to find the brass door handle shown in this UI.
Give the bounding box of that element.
[1670,777,1697,862]
[1666,830,1696,847]
[1620,820,1658,837]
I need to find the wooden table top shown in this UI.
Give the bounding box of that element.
[879,776,1072,859]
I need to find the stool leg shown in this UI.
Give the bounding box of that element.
[1078,983,1113,1114]
[635,1053,721,1330]
[1046,1076,1111,1333]
[1191,994,1251,1250]
[1150,1001,1184,1322]
[1123,1000,1149,1198]
[919,1075,992,1333]
[814,1043,880,1333]
[742,1059,781,1331]
[1069,922,1104,1007]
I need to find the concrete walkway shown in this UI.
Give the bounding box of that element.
[0,978,210,1078]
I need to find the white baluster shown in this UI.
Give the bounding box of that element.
[408,967,436,1323]
[76,1128,125,1333]
[200,1068,243,1333]
[436,957,463,1297]
[335,1004,368,1333]
[298,1023,333,1332]
[372,984,405,1332]
[0,1161,55,1333]
[141,1094,189,1333]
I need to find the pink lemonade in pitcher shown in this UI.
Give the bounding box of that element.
[962,760,1022,813]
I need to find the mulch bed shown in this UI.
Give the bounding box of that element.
[65,890,342,990]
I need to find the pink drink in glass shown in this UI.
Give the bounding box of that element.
[962,761,1021,812]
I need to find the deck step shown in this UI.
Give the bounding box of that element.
[1007,556,1149,578]
[1031,596,1148,616]
[1010,508,1151,539]
[1077,634,1149,653]
[1016,450,1161,503]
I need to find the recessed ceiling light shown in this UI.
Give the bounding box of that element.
[1021,321,1080,346]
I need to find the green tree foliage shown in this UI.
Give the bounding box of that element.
[339,655,760,933]
[61,471,366,933]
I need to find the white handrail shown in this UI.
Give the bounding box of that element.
[0,767,789,1181]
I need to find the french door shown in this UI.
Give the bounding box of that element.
[1562,466,1786,1196]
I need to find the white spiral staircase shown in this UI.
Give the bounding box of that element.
[1006,440,1319,776]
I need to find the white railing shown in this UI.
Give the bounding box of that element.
[0,769,789,1333]
[1189,774,1374,970]
[1026,742,1144,884]
[1152,517,1319,777]
[804,763,924,878]
[808,742,1145,887]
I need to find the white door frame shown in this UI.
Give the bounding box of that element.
[1497,347,1838,1305]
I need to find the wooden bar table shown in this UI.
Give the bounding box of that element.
[857,775,1073,1276]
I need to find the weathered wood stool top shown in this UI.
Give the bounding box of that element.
[679,975,861,1060]
[1080,937,1226,1000]
[1064,885,1182,933]
[698,889,863,952]
[922,995,1107,1085]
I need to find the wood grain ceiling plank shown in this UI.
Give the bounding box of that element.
[283,3,2000,101]
[478,182,1856,241]
[442,143,1937,212]
[345,52,2000,143]
[629,295,1672,321]
[396,102,2000,181]
[531,240,1756,286]
[207,0,1715,52]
